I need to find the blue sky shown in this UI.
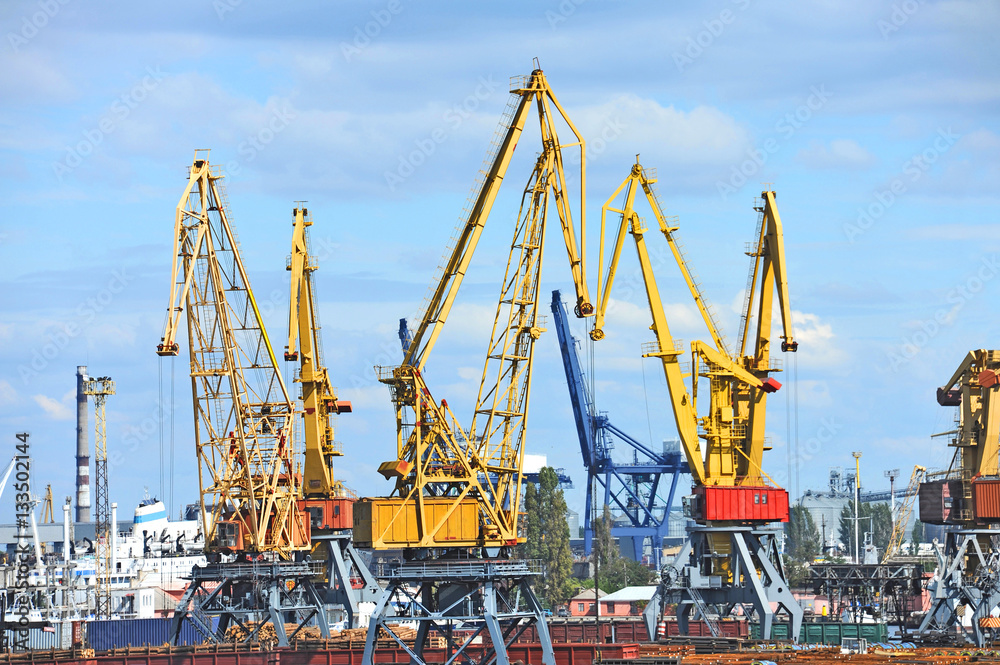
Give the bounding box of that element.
[0,1,997,524]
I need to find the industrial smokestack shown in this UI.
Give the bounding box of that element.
[76,366,90,523]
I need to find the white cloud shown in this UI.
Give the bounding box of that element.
[0,380,18,407]
[790,310,845,369]
[570,94,751,167]
[33,393,72,420]
[795,139,876,170]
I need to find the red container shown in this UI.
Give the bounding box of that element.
[695,485,789,523]
[665,618,749,638]
[974,479,1000,522]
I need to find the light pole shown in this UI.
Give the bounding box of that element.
[852,452,862,564]
[884,468,899,533]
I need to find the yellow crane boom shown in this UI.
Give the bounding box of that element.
[355,66,592,550]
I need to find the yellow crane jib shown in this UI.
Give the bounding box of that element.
[284,205,356,533]
[355,66,592,551]
[157,151,309,558]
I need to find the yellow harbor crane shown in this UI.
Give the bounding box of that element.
[591,160,801,640]
[917,350,1000,646]
[159,152,329,647]
[357,64,592,665]
[882,464,925,562]
[284,204,380,628]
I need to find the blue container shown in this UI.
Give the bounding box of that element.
[85,617,211,650]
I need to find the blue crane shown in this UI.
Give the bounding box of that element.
[550,290,689,568]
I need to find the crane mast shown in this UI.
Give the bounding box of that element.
[161,152,329,648]
[285,205,353,505]
[593,161,795,500]
[158,152,307,557]
[359,65,591,665]
[284,205,380,629]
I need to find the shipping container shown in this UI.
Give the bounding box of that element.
[695,486,789,523]
[5,624,67,651]
[973,478,1000,522]
[750,621,888,645]
[354,497,480,548]
[665,619,748,638]
[516,618,649,643]
[85,617,212,650]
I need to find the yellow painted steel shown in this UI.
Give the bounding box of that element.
[157,151,307,558]
[592,160,796,491]
[285,206,348,500]
[926,349,1000,525]
[354,497,480,549]
[364,65,592,550]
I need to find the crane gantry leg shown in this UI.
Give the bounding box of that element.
[917,529,1000,647]
[643,526,803,642]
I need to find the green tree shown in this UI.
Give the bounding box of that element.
[785,505,821,562]
[589,506,656,593]
[783,555,811,589]
[521,468,574,607]
[839,500,892,559]
[910,519,924,554]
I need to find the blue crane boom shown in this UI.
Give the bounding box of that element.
[551,290,688,568]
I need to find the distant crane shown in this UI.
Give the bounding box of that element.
[882,464,925,562]
[82,375,115,619]
[550,289,687,568]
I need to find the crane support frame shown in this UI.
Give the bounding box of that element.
[364,560,554,665]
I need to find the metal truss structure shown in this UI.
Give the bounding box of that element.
[643,526,802,642]
[170,561,330,647]
[551,289,687,568]
[314,533,381,629]
[919,529,1000,647]
[364,559,553,665]
[809,561,923,629]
